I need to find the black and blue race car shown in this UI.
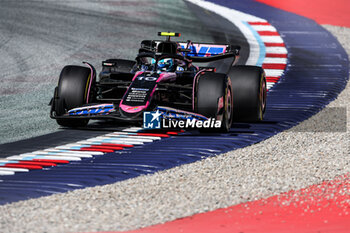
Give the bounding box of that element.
[50,32,266,132]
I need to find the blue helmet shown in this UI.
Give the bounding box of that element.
[152,58,174,72]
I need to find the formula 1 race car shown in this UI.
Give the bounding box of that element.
[50,32,266,132]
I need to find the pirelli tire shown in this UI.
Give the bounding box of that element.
[54,65,93,127]
[228,65,267,122]
[195,72,233,133]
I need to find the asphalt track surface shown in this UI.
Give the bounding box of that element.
[0,0,248,154]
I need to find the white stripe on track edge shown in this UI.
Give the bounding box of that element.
[260,36,284,43]
[250,25,276,31]
[267,83,276,89]
[0,167,29,172]
[29,151,93,158]
[265,47,288,54]
[0,171,15,176]
[44,149,104,155]
[84,139,145,145]
[264,69,285,77]
[263,58,287,64]
[8,155,82,161]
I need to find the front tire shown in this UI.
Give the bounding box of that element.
[53,65,93,127]
[195,72,233,132]
[228,65,266,122]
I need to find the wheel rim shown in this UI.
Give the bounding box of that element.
[259,77,267,119]
[261,78,266,111]
[226,86,233,126]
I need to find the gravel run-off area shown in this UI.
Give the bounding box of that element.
[0,24,349,233]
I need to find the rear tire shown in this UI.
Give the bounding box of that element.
[228,65,266,122]
[54,65,92,127]
[195,72,233,132]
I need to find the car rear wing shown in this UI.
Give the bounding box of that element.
[179,42,239,58]
[140,40,240,62]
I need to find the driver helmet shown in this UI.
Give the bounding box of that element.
[151,58,174,72]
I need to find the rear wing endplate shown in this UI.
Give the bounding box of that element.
[140,40,240,62]
[178,42,239,58]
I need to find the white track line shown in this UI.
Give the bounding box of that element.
[0,171,15,175]
[0,167,29,172]
[265,47,288,54]
[28,151,93,158]
[267,83,276,89]
[8,155,82,161]
[260,36,284,43]
[263,58,287,64]
[250,25,276,31]
[105,134,161,140]
[87,137,153,143]
[44,149,104,155]
[264,69,285,77]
